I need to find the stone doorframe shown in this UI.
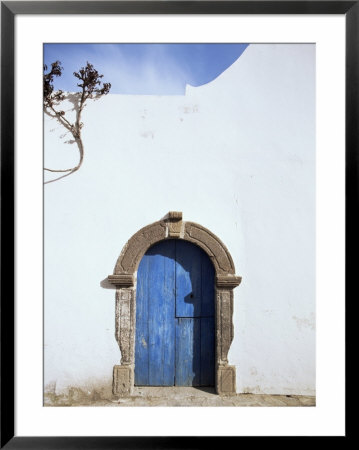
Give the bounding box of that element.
[107,212,241,396]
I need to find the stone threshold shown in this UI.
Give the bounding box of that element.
[44,386,316,407]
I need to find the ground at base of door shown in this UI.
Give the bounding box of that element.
[44,386,315,407]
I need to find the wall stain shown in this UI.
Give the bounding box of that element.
[140,131,154,139]
[44,378,114,407]
[179,105,199,114]
[292,314,315,331]
[242,385,262,394]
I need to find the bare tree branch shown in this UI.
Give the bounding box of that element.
[43,61,111,184]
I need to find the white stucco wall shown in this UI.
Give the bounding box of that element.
[44,44,315,396]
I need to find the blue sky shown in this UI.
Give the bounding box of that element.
[44,43,249,95]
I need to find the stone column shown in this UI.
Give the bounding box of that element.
[108,274,136,396]
[215,275,241,395]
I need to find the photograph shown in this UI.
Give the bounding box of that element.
[1,1,350,444]
[43,42,316,407]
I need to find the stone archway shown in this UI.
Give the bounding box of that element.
[108,212,241,396]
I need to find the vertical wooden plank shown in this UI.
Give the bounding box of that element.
[161,244,176,385]
[175,240,202,318]
[175,318,201,386]
[147,240,176,386]
[201,251,215,317]
[200,317,215,386]
[134,251,150,385]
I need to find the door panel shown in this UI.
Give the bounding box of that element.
[201,253,215,317]
[175,318,201,386]
[175,241,202,318]
[135,240,176,386]
[200,317,215,385]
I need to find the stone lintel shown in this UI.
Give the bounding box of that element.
[216,275,242,288]
[113,365,134,396]
[108,274,134,287]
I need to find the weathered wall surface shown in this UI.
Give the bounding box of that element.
[44,44,315,396]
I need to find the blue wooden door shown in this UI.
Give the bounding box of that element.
[135,240,215,386]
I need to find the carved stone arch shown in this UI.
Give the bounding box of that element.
[108,212,241,396]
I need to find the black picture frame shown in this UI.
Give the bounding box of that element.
[1,1,352,447]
